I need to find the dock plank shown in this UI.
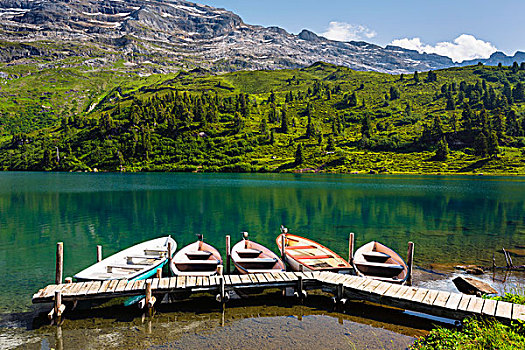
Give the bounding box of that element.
[229,275,241,285]
[186,277,196,288]
[399,287,419,301]
[433,291,451,307]
[99,280,112,294]
[495,301,513,319]
[115,280,129,293]
[372,282,392,297]
[458,295,473,312]
[482,299,497,316]
[513,304,525,321]
[86,281,102,295]
[362,280,382,293]
[255,274,267,283]
[392,285,411,299]
[201,276,210,287]
[264,273,276,282]
[382,284,403,298]
[151,279,159,290]
[239,275,252,284]
[176,276,186,289]
[422,290,439,305]
[124,280,136,292]
[411,288,429,303]
[78,282,94,295]
[158,277,170,290]
[466,297,484,314]
[106,280,120,294]
[444,293,463,310]
[195,277,203,287]
[248,274,259,284]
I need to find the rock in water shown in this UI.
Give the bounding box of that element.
[452,276,497,295]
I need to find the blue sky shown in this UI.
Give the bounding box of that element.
[201,0,523,62]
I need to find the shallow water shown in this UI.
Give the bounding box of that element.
[0,172,523,348]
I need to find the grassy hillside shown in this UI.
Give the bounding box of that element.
[1,60,524,174]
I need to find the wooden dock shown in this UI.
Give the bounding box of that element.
[32,271,525,324]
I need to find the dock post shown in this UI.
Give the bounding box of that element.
[348,232,354,265]
[281,234,286,263]
[145,281,155,308]
[295,275,306,299]
[55,242,63,285]
[226,235,231,275]
[49,290,66,320]
[406,242,414,286]
[156,268,162,279]
[168,242,173,277]
[97,245,102,263]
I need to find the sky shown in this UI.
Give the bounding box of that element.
[200,0,524,63]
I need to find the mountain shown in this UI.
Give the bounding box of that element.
[460,51,525,67]
[0,0,455,73]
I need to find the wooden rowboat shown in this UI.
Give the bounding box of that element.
[231,233,285,274]
[170,236,222,276]
[353,241,408,284]
[276,230,352,273]
[74,236,176,282]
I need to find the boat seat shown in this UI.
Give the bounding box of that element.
[106,264,151,272]
[236,248,262,258]
[236,257,277,264]
[355,261,404,270]
[295,254,333,260]
[285,245,316,250]
[362,251,391,263]
[174,259,220,265]
[144,249,167,256]
[126,255,163,261]
[186,251,212,260]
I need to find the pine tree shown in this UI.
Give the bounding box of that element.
[347,92,358,107]
[487,131,499,157]
[434,137,449,160]
[280,107,289,133]
[414,71,420,83]
[326,135,335,151]
[474,132,488,157]
[390,86,401,100]
[446,97,456,111]
[306,114,315,138]
[295,144,303,165]
[361,114,372,138]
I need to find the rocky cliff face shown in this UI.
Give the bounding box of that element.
[0,0,455,73]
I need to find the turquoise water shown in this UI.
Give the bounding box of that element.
[0,172,523,313]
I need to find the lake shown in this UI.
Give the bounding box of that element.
[0,172,523,348]
[0,172,524,312]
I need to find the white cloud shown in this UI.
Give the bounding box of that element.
[390,34,497,63]
[321,21,377,42]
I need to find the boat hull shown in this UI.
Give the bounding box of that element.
[276,233,352,273]
[170,241,223,276]
[74,236,176,282]
[231,239,285,274]
[353,241,408,284]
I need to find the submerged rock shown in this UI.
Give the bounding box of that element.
[452,276,497,295]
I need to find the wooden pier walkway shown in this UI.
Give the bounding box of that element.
[32,271,525,324]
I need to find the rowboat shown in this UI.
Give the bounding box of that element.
[74,236,176,282]
[170,235,222,276]
[276,229,352,273]
[352,241,408,283]
[231,232,285,274]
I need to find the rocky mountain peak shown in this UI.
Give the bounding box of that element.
[0,0,456,73]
